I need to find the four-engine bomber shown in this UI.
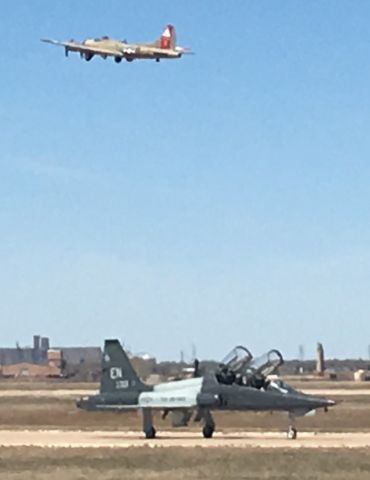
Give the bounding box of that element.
[42,24,192,63]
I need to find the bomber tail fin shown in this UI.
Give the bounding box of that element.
[100,339,148,394]
[154,24,177,49]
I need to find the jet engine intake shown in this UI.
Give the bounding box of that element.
[196,393,220,408]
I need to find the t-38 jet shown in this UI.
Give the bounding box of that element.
[41,24,191,63]
[76,340,335,440]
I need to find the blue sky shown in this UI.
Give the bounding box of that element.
[1,1,370,360]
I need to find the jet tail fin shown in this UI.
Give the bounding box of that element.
[100,339,148,394]
[154,24,177,49]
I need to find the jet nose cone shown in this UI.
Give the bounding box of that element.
[307,394,336,409]
[316,397,336,410]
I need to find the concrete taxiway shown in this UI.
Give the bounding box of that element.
[1,430,370,448]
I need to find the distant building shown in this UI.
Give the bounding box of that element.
[0,335,50,366]
[0,350,63,378]
[57,347,101,366]
[0,335,101,379]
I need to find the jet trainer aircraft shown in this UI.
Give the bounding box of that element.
[41,24,191,63]
[77,340,335,440]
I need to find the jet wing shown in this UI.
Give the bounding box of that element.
[41,39,132,58]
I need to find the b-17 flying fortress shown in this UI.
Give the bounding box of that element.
[42,24,191,63]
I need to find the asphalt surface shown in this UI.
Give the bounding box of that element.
[1,430,370,448]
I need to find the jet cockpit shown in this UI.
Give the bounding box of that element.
[216,346,252,385]
[247,349,284,377]
[216,346,284,390]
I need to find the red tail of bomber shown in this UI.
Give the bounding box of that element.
[159,24,177,49]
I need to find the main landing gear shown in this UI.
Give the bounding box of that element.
[203,424,214,438]
[145,426,156,439]
[142,408,156,439]
[142,408,217,440]
[202,410,215,438]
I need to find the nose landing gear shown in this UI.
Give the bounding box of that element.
[287,413,297,439]
[287,426,297,440]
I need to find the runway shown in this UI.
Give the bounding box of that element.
[1,430,370,448]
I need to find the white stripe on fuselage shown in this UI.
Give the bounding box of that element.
[139,377,203,409]
[153,377,203,392]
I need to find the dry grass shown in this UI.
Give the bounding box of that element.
[286,380,370,390]
[0,381,98,391]
[0,447,370,480]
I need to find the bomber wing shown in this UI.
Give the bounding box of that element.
[41,39,137,59]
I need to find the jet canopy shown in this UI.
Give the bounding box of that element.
[221,346,253,375]
[216,347,284,389]
[246,349,284,377]
[215,346,253,385]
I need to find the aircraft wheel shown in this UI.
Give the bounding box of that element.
[115,57,122,64]
[145,427,156,439]
[202,425,214,438]
[287,427,297,440]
